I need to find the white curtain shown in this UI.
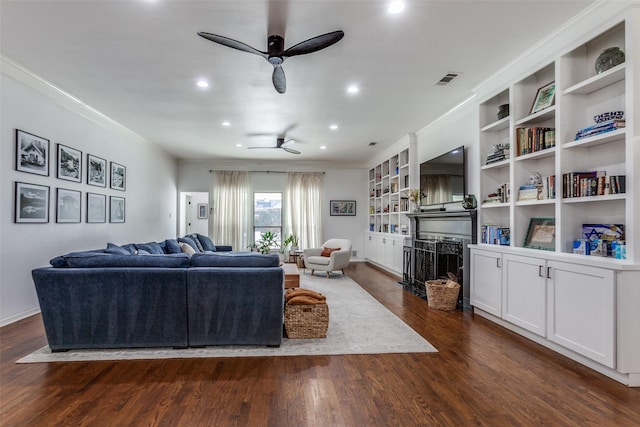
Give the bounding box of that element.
[210,170,250,251]
[286,172,324,249]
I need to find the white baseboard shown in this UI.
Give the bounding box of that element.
[1,307,41,327]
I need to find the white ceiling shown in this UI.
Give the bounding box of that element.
[1,0,595,167]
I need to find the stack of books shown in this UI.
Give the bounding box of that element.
[517,184,540,201]
[481,225,510,245]
[562,171,626,198]
[485,145,510,165]
[516,127,555,156]
[575,120,625,140]
[483,183,510,204]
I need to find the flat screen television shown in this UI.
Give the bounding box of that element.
[419,145,466,208]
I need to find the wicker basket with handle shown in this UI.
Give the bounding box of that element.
[426,273,460,311]
[284,304,329,339]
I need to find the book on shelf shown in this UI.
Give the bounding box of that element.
[562,171,625,198]
[481,225,510,245]
[483,182,510,204]
[575,120,625,140]
[516,127,555,156]
[485,148,510,165]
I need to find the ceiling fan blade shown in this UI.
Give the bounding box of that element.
[283,30,344,57]
[283,147,301,155]
[248,146,278,149]
[272,65,286,93]
[281,139,295,147]
[197,32,267,58]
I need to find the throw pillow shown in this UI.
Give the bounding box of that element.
[196,233,217,252]
[186,234,205,251]
[179,242,196,256]
[105,243,130,255]
[136,242,164,255]
[321,247,340,257]
[163,239,182,254]
[178,236,201,253]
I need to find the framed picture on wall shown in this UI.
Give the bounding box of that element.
[330,200,356,216]
[109,196,125,223]
[87,154,107,187]
[15,181,50,223]
[56,188,81,223]
[530,81,555,114]
[87,193,106,223]
[57,144,82,182]
[110,162,126,191]
[197,203,208,219]
[15,129,50,176]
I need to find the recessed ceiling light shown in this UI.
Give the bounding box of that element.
[196,80,209,88]
[221,121,231,127]
[388,1,405,14]
[329,124,338,130]
[347,85,359,94]
[236,143,242,147]
[320,146,327,150]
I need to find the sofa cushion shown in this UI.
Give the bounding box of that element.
[64,253,190,268]
[136,242,164,255]
[105,243,130,255]
[307,255,331,266]
[196,233,217,252]
[180,242,196,256]
[190,252,280,267]
[178,237,201,253]
[121,243,138,254]
[164,239,182,254]
[50,250,105,267]
[185,234,205,251]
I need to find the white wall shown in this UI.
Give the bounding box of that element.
[0,64,178,325]
[177,161,368,259]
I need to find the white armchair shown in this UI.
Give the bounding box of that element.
[303,239,352,278]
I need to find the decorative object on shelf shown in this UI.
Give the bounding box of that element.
[486,143,510,164]
[523,217,555,251]
[15,129,50,177]
[530,81,555,114]
[330,200,356,216]
[197,203,208,219]
[595,47,625,74]
[497,103,509,120]
[462,194,477,210]
[406,188,425,212]
[593,111,624,123]
[14,181,50,223]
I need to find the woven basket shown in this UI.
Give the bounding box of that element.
[426,279,460,311]
[284,304,329,339]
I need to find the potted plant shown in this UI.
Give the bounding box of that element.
[256,231,279,254]
[283,233,299,252]
[407,188,426,212]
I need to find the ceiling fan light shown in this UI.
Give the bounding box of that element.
[196,80,209,88]
[221,121,231,127]
[388,1,405,14]
[347,85,359,94]
[330,124,338,130]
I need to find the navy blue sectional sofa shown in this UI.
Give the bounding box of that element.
[31,235,284,351]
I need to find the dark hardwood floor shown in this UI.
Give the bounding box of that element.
[1,262,639,426]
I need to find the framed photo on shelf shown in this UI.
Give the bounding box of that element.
[530,81,555,114]
[523,217,556,250]
[56,188,81,223]
[15,129,50,176]
[110,196,125,223]
[14,181,50,223]
[197,203,208,219]
[57,144,82,183]
[87,154,107,187]
[110,162,126,191]
[330,200,356,216]
[87,193,106,223]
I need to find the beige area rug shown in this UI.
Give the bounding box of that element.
[17,272,437,363]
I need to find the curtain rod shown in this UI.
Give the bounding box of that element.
[209,170,325,174]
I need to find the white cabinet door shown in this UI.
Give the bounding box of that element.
[391,238,405,274]
[547,261,615,368]
[470,249,502,317]
[382,237,394,270]
[365,234,382,265]
[502,254,546,337]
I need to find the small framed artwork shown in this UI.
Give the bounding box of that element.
[110,162,126,191]
[330,200,356,216]
[197,203,208,219]
[15,129,50,176]
[87,192,106,223]
[57,144,82,183]
[87,154,107,187]
[523,217,556,251]
[14,181,50,223]
[56,188,81,223]
[110,196,125,223]
[530,82,555,114]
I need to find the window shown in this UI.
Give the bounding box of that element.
[253,192,282,249]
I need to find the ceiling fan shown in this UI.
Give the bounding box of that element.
[248,137,300,155]
[197,30,344,93]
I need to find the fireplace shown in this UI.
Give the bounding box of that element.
[403,210,477,309]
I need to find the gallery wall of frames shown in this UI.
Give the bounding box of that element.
[14,128,127,224]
